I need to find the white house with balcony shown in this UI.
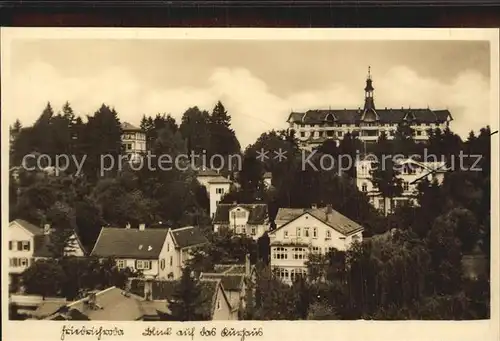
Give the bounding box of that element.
[196,169,234,218]
[269,205,364,285]
[212,203,269,239]
[8,219,86,291]
[356,157,448,214]
[287,68,452,151]
[121,122,147,163]
[91,225,208,280]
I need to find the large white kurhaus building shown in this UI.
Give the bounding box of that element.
[287,68,453,151]
[269,205,364,285]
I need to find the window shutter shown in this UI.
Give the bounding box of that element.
[9,241,12,250]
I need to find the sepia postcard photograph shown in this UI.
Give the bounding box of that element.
[1,28,499,341]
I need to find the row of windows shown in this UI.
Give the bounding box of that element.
[295,122,441,129]
[117,258,175,271]
[274,267,308,281]
[272,246,340,258]
[234,226,258,235]
[122,133,146,140]
[283,227,331,239]
[271,247,308,260]
[230,211,246,219]
[216,188,225,195]
[361,181,411,192]
[10,257,30,267]
[9,241,30,252]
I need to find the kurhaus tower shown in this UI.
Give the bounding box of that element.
[286,67,453,151]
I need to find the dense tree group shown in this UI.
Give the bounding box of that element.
[9,101,491,320]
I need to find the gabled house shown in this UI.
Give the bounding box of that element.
[212,203,269,240]
[8,219,86,290]
[269,205,364,284]
[90,225,208,280]
[129,278,238,321]
[166,226,210,279]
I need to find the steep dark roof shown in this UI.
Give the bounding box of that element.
[11,219,44,235]
[91,227,169,259]
[273,207,364,236]
[170,226,208,249]
[212,204,269,225]
[121,122,141,131]
[201,274,244,291]
[288,108,451,125]
[197,169,220,177]
[129,278,225,320]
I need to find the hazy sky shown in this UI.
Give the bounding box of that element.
[7,39,491,147]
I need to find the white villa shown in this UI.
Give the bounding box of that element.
[212,203,269,240]
[269,205,364,285]
[356,158,448,214]
[121,122,147,163]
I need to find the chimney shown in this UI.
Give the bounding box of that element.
[233,201,237,205]
[139,223,146,231]
[125,223,131,229]
[326,204,333,214]
[245,253,251,278]
[311,203,317,209]
[43,224,51,235]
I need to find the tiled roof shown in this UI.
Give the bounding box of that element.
[121,122,141,131]
[200,273,244,291]
[207,176,232,184]
[128,278,224,320]
[212,204,269,225]
[170,226,208,249]
[288,108,451,125]
[47,287,147,321]
[11,219,44,235]
[273,206,364,236]
[197,169,220,177]
[91,227,169,259]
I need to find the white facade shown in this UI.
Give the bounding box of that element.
[8,220,85,289]
[290,121,450,151]
[196,172,233,218]
[121,122,146,163]
[213,204,269,240]
[112,229,200,280]
[356,158,447,214]
[269,210,363,285]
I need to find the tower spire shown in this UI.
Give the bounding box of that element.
[364,66,375,111]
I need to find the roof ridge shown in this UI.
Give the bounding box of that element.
[173,225,195,232]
